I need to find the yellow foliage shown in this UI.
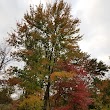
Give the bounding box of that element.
[50,71,76,81]
[18,93,43,110]
[41,58,49,65]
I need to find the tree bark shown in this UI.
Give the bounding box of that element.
[43,80,50,110]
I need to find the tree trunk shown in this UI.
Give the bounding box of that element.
[43,80,50,110]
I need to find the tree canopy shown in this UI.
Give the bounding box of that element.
[0,0,109,110]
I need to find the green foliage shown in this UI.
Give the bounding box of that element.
[0,88,12,104]
[84,59,108,76]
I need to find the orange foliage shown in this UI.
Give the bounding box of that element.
[51,71,76,81]
[8,77,21,86]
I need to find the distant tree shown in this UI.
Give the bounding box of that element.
[0,44,12,71]
[91,79,110,110]
[83,58,108,76]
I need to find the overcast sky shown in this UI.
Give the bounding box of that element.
[0,0,110,65]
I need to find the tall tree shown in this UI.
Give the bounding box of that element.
[7,0,105,109]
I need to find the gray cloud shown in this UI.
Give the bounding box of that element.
[0,0,30,43]
[69,0,110,65]
[0,0,109,65]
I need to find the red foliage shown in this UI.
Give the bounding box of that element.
[56,60,87,76]
[51,62,92,110]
